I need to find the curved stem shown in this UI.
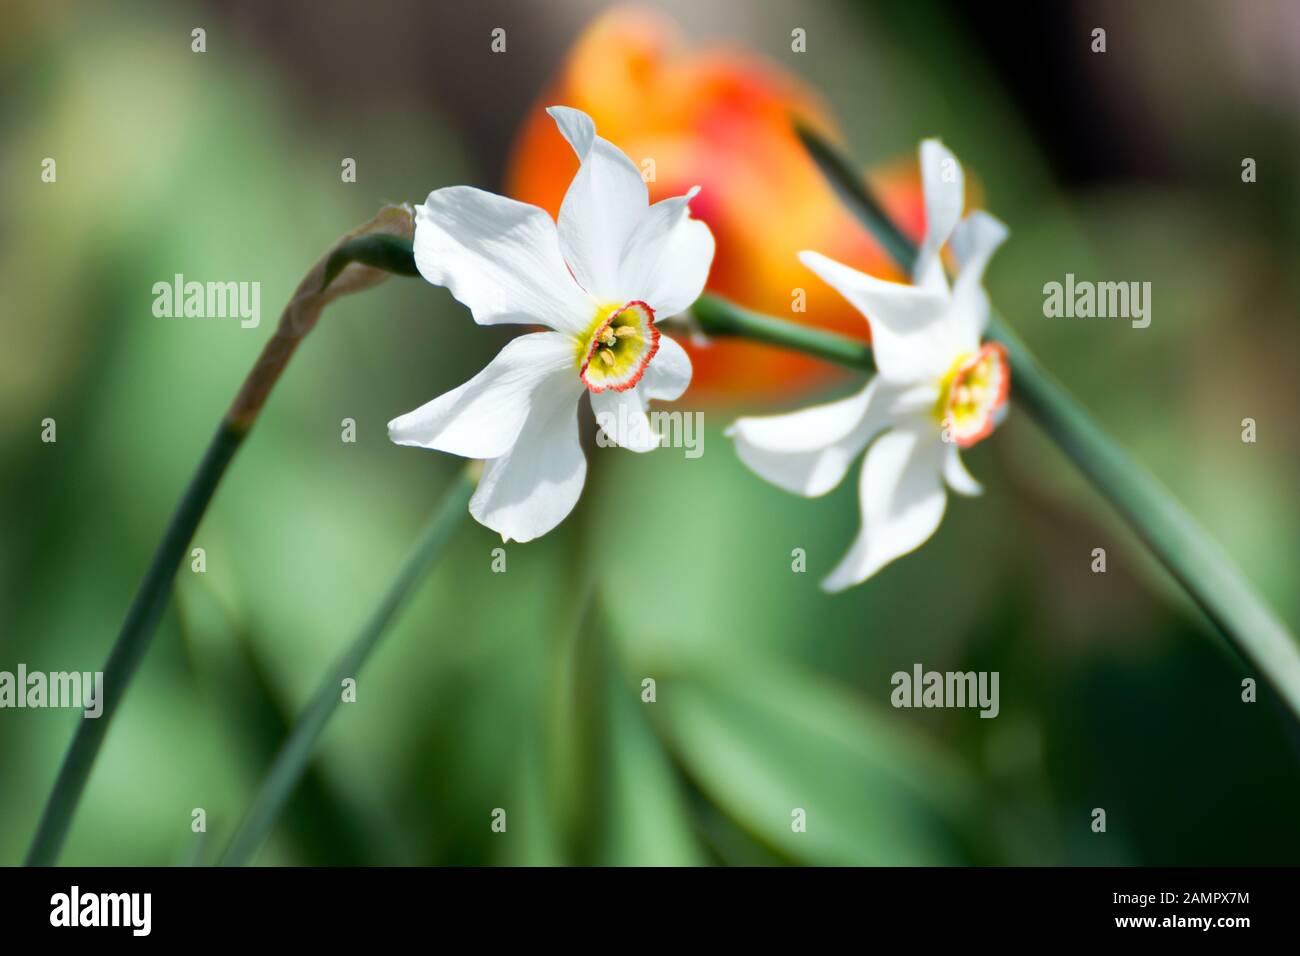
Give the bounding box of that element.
[296,211,1300,726]
[25,206,414,866]
[693,298,1300,718]
[988,315,1300,710]
[797,124,1300,721]
[25,423,243,866]
[219,466,475,866]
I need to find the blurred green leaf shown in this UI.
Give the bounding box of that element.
[544,590,704,865]
[498,747,566,866]
[177,580,372,865]
[653,659,983,865]
[219,467,474,866]
[599,680,705,866]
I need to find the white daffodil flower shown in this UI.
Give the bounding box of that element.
[727,139,1009,591]
[389,106,715,543]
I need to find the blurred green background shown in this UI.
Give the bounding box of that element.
[2,0,1298,866]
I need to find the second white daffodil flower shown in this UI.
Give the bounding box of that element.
[389,107,715,543]
[728,139,1009,591]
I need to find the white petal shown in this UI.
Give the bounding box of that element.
[589,334,692,453]
[942,443,984,497]
[591,387,659,453]
[641,334,692,402]
[548,106,649,303]
[914,138,965,294]
[727,379,886,497]
[388,332,576,460]
[948,211,1009,344]
[470,372,588,543]
[798,251,954,385]
[617,187,715,317]
[821,419,948,592]
[414,186,591,333]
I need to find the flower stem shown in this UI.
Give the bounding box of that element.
[693,295,1300,717]
[793,122,917,273]
[794,124,1300,721]
[25,423,243,866]
[690,295,875,372]
[25,205,414,866]
[987,315,1300,714]
[218,465,475,867]
[314,205,1300,724]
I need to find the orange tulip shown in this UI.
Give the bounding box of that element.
[506,5,923,404]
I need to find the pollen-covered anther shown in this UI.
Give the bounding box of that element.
[579,300,659,392]
[937,342,1010,448]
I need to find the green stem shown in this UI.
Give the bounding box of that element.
[321,233,421,289]
[795,124,1300,721]
[693,296,1300,717]
[690,295,874,372]
[218,466,475,866]
[988,315,1300,712]
[26,206,414,866]
[311,211,1300,724]
[25,422,245,866]
[793,121,917,273]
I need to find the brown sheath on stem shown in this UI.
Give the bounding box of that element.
[225,203,414,431]
[26,203,415,867]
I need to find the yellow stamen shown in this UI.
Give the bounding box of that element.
[933,342,1010,448]
[576,299,660,393]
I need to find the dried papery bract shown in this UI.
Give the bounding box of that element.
[227,204,414,431]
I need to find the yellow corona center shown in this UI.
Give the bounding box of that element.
[577,300,659,392]
[934,342,1010,448]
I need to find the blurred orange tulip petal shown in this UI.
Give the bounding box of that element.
[506,5,921,403]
